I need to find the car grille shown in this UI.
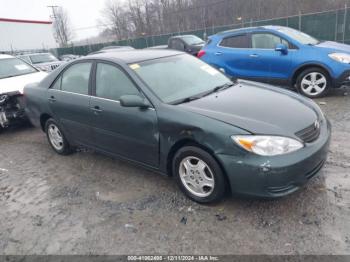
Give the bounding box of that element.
[295,121,321,143]
[50,64,60,71]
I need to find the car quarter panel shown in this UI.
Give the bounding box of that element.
[155,104,251,174]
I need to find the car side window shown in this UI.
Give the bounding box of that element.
[172,40,185,51]
[95,63,140,101]
[219,34,250,48]
[252,33,289,49]
[61,63,92,95]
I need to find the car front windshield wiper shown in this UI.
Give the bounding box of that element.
[0,74,20,79]
[171,95,203,105]
[212,82,236,93]
[171,81,236,105]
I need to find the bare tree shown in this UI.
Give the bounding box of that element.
[100,0,349,41]
[52,7,73,47]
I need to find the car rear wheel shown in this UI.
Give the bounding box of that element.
[45,119,73,155]
[173,146,227,203]
[296,68,330,98]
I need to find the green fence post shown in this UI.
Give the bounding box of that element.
[335,9,338,41]
[343,4,347,43]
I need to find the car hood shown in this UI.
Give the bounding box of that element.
[0,71,47,95]
[315,41,350,53]
[179,81,319,136]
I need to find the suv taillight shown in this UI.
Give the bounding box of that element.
[197,50,206,59]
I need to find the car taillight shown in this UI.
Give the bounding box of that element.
[197,50,206,59]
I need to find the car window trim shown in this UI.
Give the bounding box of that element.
[217,32,299,51]
[49,88,91,98]
[48,60,94,96]
[92,60,154,108]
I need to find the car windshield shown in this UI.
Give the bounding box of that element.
[131,54,231,104]
[277,27,320,45]
[29,54,58,64]
[0,58,37,79]
[181,35,205,45]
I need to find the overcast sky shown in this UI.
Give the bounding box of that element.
[0,0,108,40]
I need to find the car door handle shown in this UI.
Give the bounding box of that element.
[215,52,223,56]
[91,106,103,113]
[250,54,259,58]
[48,96,56,102]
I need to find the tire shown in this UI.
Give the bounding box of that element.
[172,146,227,203]
[296,67,331,98]
[45,118,73,155]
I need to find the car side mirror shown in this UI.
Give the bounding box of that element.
[275,44,288,55]
[120,95,150,109]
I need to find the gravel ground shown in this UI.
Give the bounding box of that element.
[0,88,349,255]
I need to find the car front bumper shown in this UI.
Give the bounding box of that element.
[217,120,331,198]
[333,70,350,88]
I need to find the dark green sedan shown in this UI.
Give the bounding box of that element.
[24,50,331,203]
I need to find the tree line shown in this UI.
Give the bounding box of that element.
[99,0,350,40]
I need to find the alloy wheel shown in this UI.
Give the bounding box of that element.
[179,156,215,198]
[48,124,64,151]
[300,72,327,97]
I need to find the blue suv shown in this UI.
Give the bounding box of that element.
[198,26,350,98]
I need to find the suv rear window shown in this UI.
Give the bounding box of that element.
[220,34,250,48]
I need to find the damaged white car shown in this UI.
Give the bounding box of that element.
[0,54,47,130]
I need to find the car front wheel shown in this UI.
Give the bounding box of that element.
[173,146,227,203]
[296,68,330,98]
[45,119,73,155]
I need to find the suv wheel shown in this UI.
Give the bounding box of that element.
[296,67,330,98]
[45,119,73,155]
[173,146,227,203]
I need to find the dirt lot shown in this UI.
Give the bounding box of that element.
[0,88,349,255]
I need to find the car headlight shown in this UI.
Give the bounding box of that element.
[328,53,350,64]
[232,135,304,156]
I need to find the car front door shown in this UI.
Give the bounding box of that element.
[249,33,293,84]
[89,62,159,167]
[47,62,93,145]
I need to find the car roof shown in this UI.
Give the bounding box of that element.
[88,49,184,64]
[217,25,287,36]
[18,53,51,57]
[0,54,14,59]
[170,34,200,39]
[101,45,131,50]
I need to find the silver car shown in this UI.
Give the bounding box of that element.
[18,53,65,72]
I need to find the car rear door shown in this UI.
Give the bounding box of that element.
[212,33,255,78]
[249,32,293,83]
[47,62,93,145]
[89,61,159,168]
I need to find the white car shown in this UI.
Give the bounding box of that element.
[18,53,65,72]
[0,54,47,130]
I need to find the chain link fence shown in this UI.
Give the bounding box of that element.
[54,7,350,57]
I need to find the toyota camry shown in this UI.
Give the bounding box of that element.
[24,50,331,203]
